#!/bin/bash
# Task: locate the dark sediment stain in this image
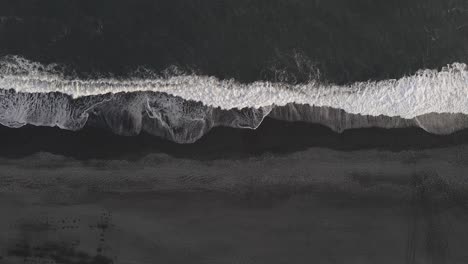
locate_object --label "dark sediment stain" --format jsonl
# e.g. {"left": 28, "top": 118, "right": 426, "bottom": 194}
{"left": 7, "top": 242, "right": 113, "bottom": 264}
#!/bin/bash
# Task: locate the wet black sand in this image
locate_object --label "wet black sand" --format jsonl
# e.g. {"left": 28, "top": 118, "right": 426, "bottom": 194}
{"left": 1, "top": 133, "right": 468, "bottom": 263}
{"left": 1, "top": 118, "right": 468, "bottom": 160}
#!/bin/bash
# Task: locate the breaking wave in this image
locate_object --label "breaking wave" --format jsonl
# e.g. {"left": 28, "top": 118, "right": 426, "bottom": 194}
{"left": 1, "top": 56, "right": 468, "bottom": 143}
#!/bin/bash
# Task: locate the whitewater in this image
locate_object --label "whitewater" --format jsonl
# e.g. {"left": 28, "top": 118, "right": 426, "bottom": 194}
{"left": 1, "top": 56, "right": 468, "bottom": 118}
{"left": 1, "top": 56, "right": 468, "bottom": 143}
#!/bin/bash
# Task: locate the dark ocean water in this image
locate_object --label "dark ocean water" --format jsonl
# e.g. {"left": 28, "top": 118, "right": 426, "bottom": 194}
{"left": 1, "top": 0, "right": 467, "bottom": 83}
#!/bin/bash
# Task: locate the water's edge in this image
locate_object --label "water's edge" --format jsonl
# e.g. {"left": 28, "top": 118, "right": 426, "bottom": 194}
{"left": 2, "top": 89, "right": 468, "bottom": 144}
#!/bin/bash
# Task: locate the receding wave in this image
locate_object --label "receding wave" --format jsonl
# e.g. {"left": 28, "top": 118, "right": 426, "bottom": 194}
{"left": 1, "top": 56, "right": 468, "bottom": 143}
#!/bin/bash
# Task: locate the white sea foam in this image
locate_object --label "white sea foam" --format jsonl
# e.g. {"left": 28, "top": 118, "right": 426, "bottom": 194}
{"left": 1, "top": 56, "right": 467, "bottom": 119}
